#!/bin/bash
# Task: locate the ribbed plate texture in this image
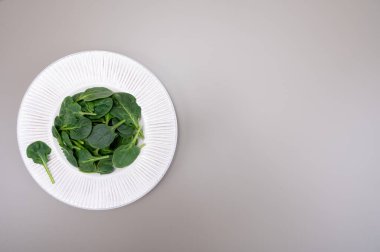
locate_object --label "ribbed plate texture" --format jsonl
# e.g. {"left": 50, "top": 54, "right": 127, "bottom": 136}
{"left": 17, "top": 51, "right": 177, "bottom": 210}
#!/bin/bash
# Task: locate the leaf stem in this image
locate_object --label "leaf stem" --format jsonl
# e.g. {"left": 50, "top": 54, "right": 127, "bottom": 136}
{"left": 105, "top": 114, "right": 112, "bottom": 125}
{"left": 101, "top": 148, "right": 113, "bottom": 154}
{"left": 72, "top": 140, "right": 84, "bottom": 149}
{"left": 80, "top": 112, "right": 97, "bottom": 116}
{"left": 111, "top": 119, "right": 126, "bottom": 130}
{"left": 82, "top": 155, "right": 110, "bottom": 163}
{"left": 60, "top": 126, "right": 77, "bottom": 131}
{"left": 138, "top": 129, "right": 144, "bottom": 139}
{"left": 131, "top": 126, "right": 141, "bottom": 146}
{"left": 42, "top": 160, "right": 55, "bottom": 184}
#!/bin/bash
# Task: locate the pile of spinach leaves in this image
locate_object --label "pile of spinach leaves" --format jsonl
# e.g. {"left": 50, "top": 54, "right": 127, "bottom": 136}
{"left": 52, "top": 87, "right": 144, "bottom": 174}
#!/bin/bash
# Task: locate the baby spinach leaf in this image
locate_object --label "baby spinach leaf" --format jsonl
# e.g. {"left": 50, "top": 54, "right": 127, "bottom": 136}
{"left": 69, "top": 116, "right": 92, "bottom": 140}
{"left": 52, "top": 126, "right": 63, "bottom": 146}
{"left": 59, "top": 114, "right": 80, "bottom": 131}
{"left": 72, "top": 92, "right": 83, "bottom": 102}
{"left": 54, "top": 116, "right": 63, "bottom": 128}
{"left": 112, "top": 118, "right": 134, "bottom": 138}
{"left": 110, "top": 93, "right": 141, "bottom": 128}
{"left": 76, "top": 149, "right": 109, "bottom": 173}
{"left": 26, "top": 141, "right": 55, "bottom": 184}
{"left": 59, "top": 96, "right": 75, "bottom": 116}
{"left": 76, "top": 149, "right": 96, "bottom": 172}
{"left": 86, "top": 119, "right": 125, "bottom": 149}
{"left": 78, "top": 100, "right": 95, "bottom": 113}
{"left": 62, "top": 146, "right": 78, "bottom": 167}
{"left": 86, "top": 125, "right": 116, "bottom": 149}
{"left": 97, "top": 157, "right": 114, "bottom": 174}
{"left": 61, "top": 131, "right": 73, "bottom": 148}
{"left": 75, "top": 87, "right": 113, "bottom": 102}
{"left": 60, "top": 96, "right": 96, "bottom": 117}
{"left": 112, "top": 144, "right": 141, "bottom": 168}
{"left": 86, "top": 98, "right": 113, "bottom": 120}
{"left": 111, "top": 135, "right": 133, "bottom": 150}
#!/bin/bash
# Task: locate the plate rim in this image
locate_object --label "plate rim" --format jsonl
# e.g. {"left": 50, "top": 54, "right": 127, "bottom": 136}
{"left": 17, "top": 50, "right": 178, "bottom": 210}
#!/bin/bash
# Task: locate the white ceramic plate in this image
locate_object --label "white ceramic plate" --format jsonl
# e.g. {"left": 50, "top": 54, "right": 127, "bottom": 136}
{"left": 17, "top": 51, "right": 177, "bottom": 210}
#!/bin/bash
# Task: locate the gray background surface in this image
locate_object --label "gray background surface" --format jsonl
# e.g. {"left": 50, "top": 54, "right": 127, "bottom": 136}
{"left": 0, "top": 0, "right": 379, "bottom": 251}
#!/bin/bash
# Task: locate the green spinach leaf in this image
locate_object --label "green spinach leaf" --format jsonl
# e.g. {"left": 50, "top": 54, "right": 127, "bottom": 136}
{"left": 75, "top": 87, "right": 113, "bottom": 102}
{"left": 69, "top": 116, "right": 92, "bottom": 140}
{"left": 86, "top": 98, "right": 113, "bottom": 119}
{"left": 26, "top": 141, "right": 55, "bottom": 184}
{"left": 52, "top": 126, "right": 63, "bottom": 146}
{"left": 112, "top": 118, "right": 134, "bottom": 138}
{"left": 110, "top": 93, "right": 141, "bottom": 128}
{"left": 60, "top": 96, "right": 96, "bottom": 117}
{"left": 72, "top": 92, "right": 83, "bottom": 102}
{"left": 86, "top": 119, "right": 125, "bottom": 148}
{"left": 97, "top": 157, "right": 114, "bottom": 174}
{"left": 112, "top": 144, "right": 141, "bottom": 168}
{"left": 61, "top": 131, "right": 73, "bottom": 148}
{"left": 78, "top": 100, "right": 95, "bottom": 113}
{"left": 54, "top": 116, "right": 63, "bottom": 128}
{"left": 76, "top": 149, "right": 109, "bottom": 173}
{"left": 62, "top": 146, "right": 78, "bottom": 167}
